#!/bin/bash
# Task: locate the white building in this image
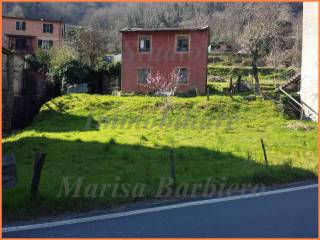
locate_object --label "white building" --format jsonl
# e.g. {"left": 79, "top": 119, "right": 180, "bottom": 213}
{"left": 301, "top": 2, "right": 318, "bottom": 121}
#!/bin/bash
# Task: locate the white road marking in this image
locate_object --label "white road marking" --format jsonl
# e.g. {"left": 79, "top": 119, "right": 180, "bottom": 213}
{"left": 3, "top": 184, "right": 317, "bottom": 233}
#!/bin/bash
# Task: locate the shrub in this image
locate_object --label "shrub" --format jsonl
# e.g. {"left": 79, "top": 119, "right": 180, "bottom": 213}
{"left": 50, "top": 59, "right": 94, "bottom": 90}
{"left": 95, "top": 58, "right": 121, "bottom": 76}
{"left": 24, "top": 54, "right": 41, "bottom": 71}
{"left": 24, "top": 49, "right": 50, "bottom": 73}
{"left": 49, "top": 45, "right": 77, "bottom": 69}
{"left": 145, "top": 70, "right": 180, "bottom": 95}
{"left": 94, "top": 58, "right": 121, "bottom": 93}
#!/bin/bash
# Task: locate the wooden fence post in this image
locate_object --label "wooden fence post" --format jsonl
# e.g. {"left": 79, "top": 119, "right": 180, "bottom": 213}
{"left": 260, "top": 139, "right": 268, "bottom": 167}
{"left": 31, "top": 152, "right": 46, "bottom": 197}
{"left": 207, "top": 87, "right": 210, "bottom": 101}
{"left": 229, "top": 77, "right": 233, "bottom": 96}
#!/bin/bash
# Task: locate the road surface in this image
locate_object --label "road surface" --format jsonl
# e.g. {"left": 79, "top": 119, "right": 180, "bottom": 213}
{"left": 3, "top": 184, "right": 318, "bottom": 238}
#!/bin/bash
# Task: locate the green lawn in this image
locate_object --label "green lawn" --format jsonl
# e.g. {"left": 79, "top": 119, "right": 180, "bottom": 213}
{"left": 3, "top": 92, "right": 318, "bottom": 221}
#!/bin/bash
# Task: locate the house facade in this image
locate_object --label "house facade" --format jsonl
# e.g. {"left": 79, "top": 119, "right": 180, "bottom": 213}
{"left": 2, "top": 16, "right": 65, "bottom": 54}
{"left": 121, "top": 27, "right": 209, "bottom": 94}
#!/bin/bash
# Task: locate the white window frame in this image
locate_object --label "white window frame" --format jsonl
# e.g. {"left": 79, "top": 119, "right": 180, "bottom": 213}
{"left": 176, "top": 34, "right": 190, "bottom": 53}
{"left": 138, "top": 35, "right": 152, "bottom": 53}
{"left": 16, "top": 21, "right": 26, "bottom": 31}
{"left": 38, "top": 39, "right": 53, "bottom": 50}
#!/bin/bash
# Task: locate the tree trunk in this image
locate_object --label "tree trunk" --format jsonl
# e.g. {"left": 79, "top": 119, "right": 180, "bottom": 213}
{"left": 252, "top": 55, "right": 261, "bottom": 95}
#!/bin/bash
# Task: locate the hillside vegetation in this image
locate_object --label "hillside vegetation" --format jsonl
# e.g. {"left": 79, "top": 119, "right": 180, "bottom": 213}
{"left": 4, "top": 2, "right": 302, "bottom": 66}
{"left": 3, "top": 94, "right": 317, "bottom": 220}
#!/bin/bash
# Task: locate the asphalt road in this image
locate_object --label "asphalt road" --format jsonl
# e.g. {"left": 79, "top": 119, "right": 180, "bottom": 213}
{"left": 3, "top": 184, "right": 318, "bottom": 238}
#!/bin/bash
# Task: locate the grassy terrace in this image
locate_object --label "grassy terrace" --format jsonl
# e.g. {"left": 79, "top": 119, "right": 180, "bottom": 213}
{"left": 3, "top": 93, "right": 318, "bottom": 221}
{"left": 207, "top": 65, "right": 296, "bottom": 81}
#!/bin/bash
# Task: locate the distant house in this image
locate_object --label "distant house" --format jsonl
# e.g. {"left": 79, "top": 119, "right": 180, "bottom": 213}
{"left": 120, "top": 26, "right": 209, "bottom": 94}
{"left": 2, "top": 16, "right": 65, "bottom": 54}
{"left": 104, "top": 54, "right": 122, "bottom": 63}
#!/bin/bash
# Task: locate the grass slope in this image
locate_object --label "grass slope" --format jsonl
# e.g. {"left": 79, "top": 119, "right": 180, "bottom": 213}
{"left": 3, "top": 93, "right": 318, "bottom": 221}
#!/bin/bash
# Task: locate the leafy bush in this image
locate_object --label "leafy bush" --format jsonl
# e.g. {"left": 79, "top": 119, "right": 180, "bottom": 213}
{"left": 93, "top": 58, "right": 121, "bottom": 93}
{"left": 24, "top": 49, "right": 50, "bottom": 73}
{"left": 24, "top": 54, "right": 41, "bottom": 71}
{"left": 50, "top": 59, "right": 94, "bottom": 90}
{"left": 95, "top": 58, "right": 121, "bottom": 76}
{"left": 49, "top": 45, "right": 77, "bottom": 69}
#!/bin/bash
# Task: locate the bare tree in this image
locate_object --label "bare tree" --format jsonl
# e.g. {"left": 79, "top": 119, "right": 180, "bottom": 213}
{"left": 70, "top": 26, "right": 108, "bottom": 67}
{"left": 238, "top": 3, "right": 290, "bottom": 94}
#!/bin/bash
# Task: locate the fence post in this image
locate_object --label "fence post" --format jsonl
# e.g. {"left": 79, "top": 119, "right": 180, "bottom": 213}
{"left": 207, "top": 87, "right": 210, "bottom": 101}
{"left": 31, "top": 152, "right": 46, "bottom": 197}
{"left": 260, "top": 139, "right": 268, "bottom": 168}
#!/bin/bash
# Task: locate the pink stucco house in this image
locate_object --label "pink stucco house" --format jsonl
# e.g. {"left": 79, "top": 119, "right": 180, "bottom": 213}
{"left": 120, "top": 26, "right": 209, "bottom": 94}
{"left": 3, "top": 16, "right": 65, "bottom": 54}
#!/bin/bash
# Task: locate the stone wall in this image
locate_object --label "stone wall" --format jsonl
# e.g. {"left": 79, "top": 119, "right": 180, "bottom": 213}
{"left": 2, "top": 50, "right": 59, "bottom": 131}
{"left": 2, "top": 48, "right": 14, "bottom": 135}
{"left": 13, "top": 54, "right": 25, "bottom": 96}
{"left": 13, "top": 69, "right": 57, "bottom": 129}
{"left": 301, "top": 2, "right": 319, "bottom": 121}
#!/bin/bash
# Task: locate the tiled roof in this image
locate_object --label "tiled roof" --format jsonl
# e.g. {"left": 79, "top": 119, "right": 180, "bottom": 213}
{"left": 3, "top": 16, "right": 64, "bottom": 23}
{"left": 120, "top": 26, "right": 208, "bottom": 32}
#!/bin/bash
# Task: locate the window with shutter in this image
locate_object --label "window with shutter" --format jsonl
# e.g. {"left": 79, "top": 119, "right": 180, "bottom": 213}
{"left": 16, "top": 21, "right": 26, "bottom": 31}
{"left": 43, "top": 24, "right": 54, "bottom": 33}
